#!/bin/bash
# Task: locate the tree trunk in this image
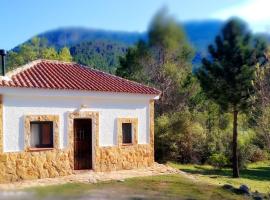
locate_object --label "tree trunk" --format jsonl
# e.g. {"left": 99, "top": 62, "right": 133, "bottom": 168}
{"left": 232, "top": 109, "right": 240, "bottom": 178}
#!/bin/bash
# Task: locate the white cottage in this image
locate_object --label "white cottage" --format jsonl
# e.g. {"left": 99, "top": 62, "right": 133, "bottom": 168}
{"left": 0, "top": 59, "right": 160, "bottom": 183}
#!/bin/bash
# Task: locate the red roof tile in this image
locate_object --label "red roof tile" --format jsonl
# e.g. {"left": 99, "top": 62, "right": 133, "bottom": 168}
{"left": 0, "top": 60, "right": 160, "bottom": 95}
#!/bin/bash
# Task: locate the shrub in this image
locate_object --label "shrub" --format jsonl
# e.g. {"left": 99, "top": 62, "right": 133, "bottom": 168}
{"left": 155, "top": 109, "right": 206, "bottom": 163}
{"left": 208, "top": 153, "right": 229, "bottom": 169}
{"left": 248, "top": 145, "right": 268, "bottom": 162}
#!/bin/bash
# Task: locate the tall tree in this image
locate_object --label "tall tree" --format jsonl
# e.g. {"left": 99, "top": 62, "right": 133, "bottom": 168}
{"left": 116, "top": 9, "right": 195, "bottom": 115}
{"left": 58, "top": 47, "right": 73, "bottom": 62}
{"left": 196, "top": 18, "right": 267, "bottom": 177}
{"left": 253, "top": 51, "right": 270, "bottom": 150}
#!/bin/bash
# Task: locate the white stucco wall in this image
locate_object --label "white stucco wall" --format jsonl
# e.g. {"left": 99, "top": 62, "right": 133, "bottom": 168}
{"left": 1, "top": 87, "right": 158, "bottom": 152}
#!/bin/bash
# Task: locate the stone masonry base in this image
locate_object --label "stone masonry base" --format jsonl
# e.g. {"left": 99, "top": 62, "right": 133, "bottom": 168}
{"left": 0, "top": 144, "right": 153, "bottom": 183}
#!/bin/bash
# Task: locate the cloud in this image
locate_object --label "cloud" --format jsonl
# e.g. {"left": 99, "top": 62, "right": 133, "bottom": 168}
{"left": 212, "top": 0, "right": 270, "bottom": 32}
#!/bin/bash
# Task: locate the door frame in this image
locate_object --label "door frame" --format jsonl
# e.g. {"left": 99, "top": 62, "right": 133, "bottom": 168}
{"left": 68, "top": 111, "right": 99, "bottom": 171}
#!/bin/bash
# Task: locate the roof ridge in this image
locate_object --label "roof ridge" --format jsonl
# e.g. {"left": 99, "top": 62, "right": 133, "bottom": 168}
{"left": 6, "top": 59, "right": 43, "bottom": 78}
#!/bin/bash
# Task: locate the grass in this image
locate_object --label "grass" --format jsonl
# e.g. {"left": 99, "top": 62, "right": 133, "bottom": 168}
{"left": 26, "top": 183, "right": 95, "bottom": 197}
{"left": 169, "top": 161, "right": 270, "bottom": 194}
{"left": 27, "top": 174, "right": 245, "bottom": 200}
{"left": 27, "top": 161, "right": 270, "bottom": 199}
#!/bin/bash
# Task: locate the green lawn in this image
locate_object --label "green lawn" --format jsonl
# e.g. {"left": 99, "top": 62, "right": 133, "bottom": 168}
{"left": 169, "top": 161, "right": 270, "bottom": 194}
{"left": 28, "top": 174, "right": 245, "bottom": 200}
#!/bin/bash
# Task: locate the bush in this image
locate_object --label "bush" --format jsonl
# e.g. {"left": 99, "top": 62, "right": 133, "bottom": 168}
{"left": 155, "top": 109, "right": 206, "bottom": 163}
{"left": 248, "top": 145, "right": 268, "bottom": 162}
{"left": 238, "top": 144, "right": 267, "bottom": 169}
{"left": 208, "top": 153, "right": 229, "bottom": 169}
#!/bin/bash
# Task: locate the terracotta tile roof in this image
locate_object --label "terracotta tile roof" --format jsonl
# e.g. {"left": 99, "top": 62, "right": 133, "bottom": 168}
{"left": 0, "top": 60, "right": 160, "bottom": 95}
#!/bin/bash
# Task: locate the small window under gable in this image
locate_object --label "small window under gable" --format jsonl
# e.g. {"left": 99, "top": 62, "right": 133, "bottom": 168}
{"left": 122, "top": 123, "right": 132, "bottom": 144}
{"left": 117, "top": 118, "right": 138, "bottom": 146}
{"left": 30, "top": 121, "right": 53, "bottom": 148}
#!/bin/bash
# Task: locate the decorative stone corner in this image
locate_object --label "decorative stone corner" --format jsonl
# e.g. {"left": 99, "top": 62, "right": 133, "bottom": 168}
{"left": 24, "top": 115, "right": 60, "bottom": 151}
{"left": 67, "top": 111, "right": 99, "bottom": 171}
{"left": 117, "top": 118, "right": 138, "bottom": 146}
{"left": 149, "top": 100, "right": 155, "bottom": 163}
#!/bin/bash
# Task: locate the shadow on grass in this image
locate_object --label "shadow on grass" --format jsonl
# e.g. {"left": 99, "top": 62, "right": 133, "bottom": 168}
{"left": 179, "top": 165, "right": 270, "bottom": 181}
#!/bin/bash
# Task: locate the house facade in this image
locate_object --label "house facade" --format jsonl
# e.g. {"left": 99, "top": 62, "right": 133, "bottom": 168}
{"left": 0, "top": 60, "right": 160, "bottom": 183}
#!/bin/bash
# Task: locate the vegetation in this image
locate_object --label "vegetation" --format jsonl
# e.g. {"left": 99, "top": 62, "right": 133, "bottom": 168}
{"left": 70, "top": 40, "right": 128, "bottom": 73}
{"left": 170, "top": 161, "right": 270, "bottom": 194}
{"left": 6, "top": 37, "right": 72, "bottom": 71}
{"left": 37, "top": 27, "right": 145, "bottom": 48}
{"left": 116, "top": 10, "right": 270, "bottom": 179}
{"left": 28, "top": 174, "right": 244, "bottom": 199}
{"left": 196, "top": 18, "right": 267, "bottom": 177}
{"left": 116, "top": 8, "right": 195, "bottom": 115}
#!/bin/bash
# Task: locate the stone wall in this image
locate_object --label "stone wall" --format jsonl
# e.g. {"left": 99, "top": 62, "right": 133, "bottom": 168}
{"left": 96, "top": 145, "right": 153, "bottom": 172}
{"left": 0, "top": 100, "right": 155, "bottom": 183}
{"left": 0, "top": 150, "right": 72, "bottom": 183}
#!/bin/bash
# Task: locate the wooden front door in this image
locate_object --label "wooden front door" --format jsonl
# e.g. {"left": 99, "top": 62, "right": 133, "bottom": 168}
{"left": 74, "top": 119, "right": 92, "bottom": 170}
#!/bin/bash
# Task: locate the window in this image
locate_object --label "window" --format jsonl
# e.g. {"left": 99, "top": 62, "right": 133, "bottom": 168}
{"left": 117, "top": 118, "right": 138, "bottom": 146}
{"left": 30, "top": 121, "right": 53, "bottom": 148}
{"left": 122, "top": 123, "right": 132, "bottom": 144}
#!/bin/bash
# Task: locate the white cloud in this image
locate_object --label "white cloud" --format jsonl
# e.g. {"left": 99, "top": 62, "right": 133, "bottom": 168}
{"left": 212, "top": 0, "right": 270, "bottom": 32}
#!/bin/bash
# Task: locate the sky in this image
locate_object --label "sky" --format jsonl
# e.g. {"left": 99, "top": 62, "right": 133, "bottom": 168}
{"left": 1, "top": 0, "right": 270, "bottom": 50}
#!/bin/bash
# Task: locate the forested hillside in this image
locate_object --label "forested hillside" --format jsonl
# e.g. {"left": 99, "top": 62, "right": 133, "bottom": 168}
{"left": 36, "top": 28, "right": 145, "bottom": 48}
{"left": 32, "top": 20, "right": 223, "bottom": 52}
{"left": 70, "top": 40, "right": 128, "bottom": 73}
{"left": 9, "top": 20, "right": 222, "bottom": 72}
{"left": 12, "top": 20, "right": 269, "bottom": 73}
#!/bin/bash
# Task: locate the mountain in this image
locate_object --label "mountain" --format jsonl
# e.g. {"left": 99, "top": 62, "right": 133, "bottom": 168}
{"left": 184, "top": 20, "right": 223, "bottom": 53}
{"left": 37, "top": 27, "right": 146, "bottom": 49}
{"left": 11, "top": 20, "right": 270, "bottom": 73}
{"left": 34, "top": 20, "right": 224, "bottom": 52}
{"left": 13, "top": 20, "right": 225, "bottom": 72}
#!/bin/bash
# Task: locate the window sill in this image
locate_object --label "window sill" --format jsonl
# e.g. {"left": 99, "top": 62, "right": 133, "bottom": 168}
{"left": 122, "top": 143, "right": 134, "bottom": 146}
{"left": 28, "top": 147, "right": 54, "bottom": 152}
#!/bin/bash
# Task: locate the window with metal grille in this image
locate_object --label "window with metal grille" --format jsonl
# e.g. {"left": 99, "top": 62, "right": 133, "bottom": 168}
{"left": 122, "top": 123, "right": 132, "bottom": 144}
{"left": 30, "top": 121, "right": 53, "bottom": 148}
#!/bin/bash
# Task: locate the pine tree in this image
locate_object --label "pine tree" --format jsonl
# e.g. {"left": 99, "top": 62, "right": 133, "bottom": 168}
{"left": 196, "top": 18, "right": 267, "bottom": 177}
